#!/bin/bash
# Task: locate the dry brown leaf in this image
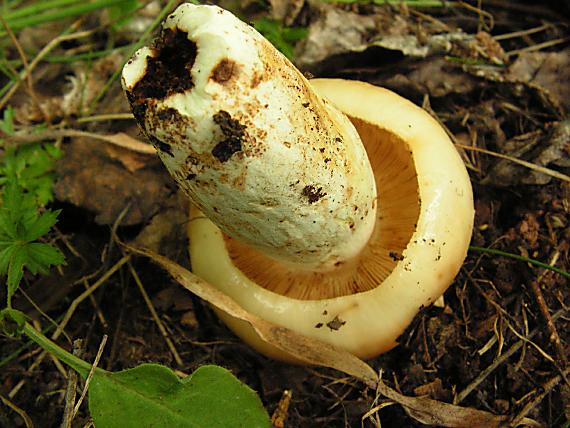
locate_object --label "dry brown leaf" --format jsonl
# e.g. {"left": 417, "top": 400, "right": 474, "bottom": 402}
{"left": 55, "top": 138, "right": 172, "bottom": 225}
{"left": 124, "top": 244, "right": 379, "bottom": 388}
{"left": 376, "top": 380, "right": 542, "bottom": 428}
{"left": 508, "top": 49, "right": 570, "bottom": 112}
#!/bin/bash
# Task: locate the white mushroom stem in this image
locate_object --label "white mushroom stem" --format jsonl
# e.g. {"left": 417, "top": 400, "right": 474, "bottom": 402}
{"left": 122, "top": 3, "right": 377, "bottom": 271}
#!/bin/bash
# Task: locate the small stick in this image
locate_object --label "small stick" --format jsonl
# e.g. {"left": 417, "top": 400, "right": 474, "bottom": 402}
{"left": 61, "top": 340, "right": 83, "bottom": 428}
{"left": 126, "top": 260, "right": 184, "bottom": 366}
{"left": 456, "top": 144, "right": 570, "bottom": 183}
{"left": 83, "top": 279, "right": 108, "bottom": 329}
{"left": 454, "top": 309, "right": 566, "bottom": 404}
{"left": 271, "top": 389, "right": 292, "bottom": 428}
{"left": 72, "top": 335, "right": 108, "bottom": 419}
{"left": 528, "top": 251, "right": 566, "bottom": 364}
{"left": 6, "top": 129, "right": 156, "bottom": 155}
{"left": 509, "top": 367, "right": 570, "bottom": 427}
{"left": 0, "top": 393, "right": 34, "bottom": 428}
{"left": 506, "top": 37, "right": 570, "bottom": 58}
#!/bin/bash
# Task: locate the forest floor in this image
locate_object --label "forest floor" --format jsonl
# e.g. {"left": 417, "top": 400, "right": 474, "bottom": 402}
{"left": 0, "top": 1, "right": 568, "bottom": 427}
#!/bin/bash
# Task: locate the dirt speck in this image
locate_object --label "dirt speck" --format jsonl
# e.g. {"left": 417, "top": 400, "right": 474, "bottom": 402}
{"left": 210, "top": 59, "right": 238, "bottom": 83}
{"left": 302, "top": 185, "right": 326, "bottom": 204}
{"left": 326, "top": 316, "right": 346, "bottom": 331}
{"left": 211, "top": 110, "right": 246, "bottom": 162}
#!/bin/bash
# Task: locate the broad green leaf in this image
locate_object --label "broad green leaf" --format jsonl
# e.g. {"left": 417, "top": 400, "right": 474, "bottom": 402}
{"left": 89, "top": 364, "right": 271, "bottom": 428}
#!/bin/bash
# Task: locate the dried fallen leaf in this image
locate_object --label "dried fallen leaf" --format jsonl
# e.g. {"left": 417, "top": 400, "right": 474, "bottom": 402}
{"left": 375, "top": 380, "right": 542, "bottom": 428}
{"left": 508, "top": 49, "right": 570, "bottom": 112}
{"left": 124, "top": 244, "right": 378, "bottom": 388}
{"left": 55, "top": 138, "right": 173, "bottom": 225}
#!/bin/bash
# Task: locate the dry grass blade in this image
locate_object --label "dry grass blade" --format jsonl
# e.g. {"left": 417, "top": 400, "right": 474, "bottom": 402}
{"left": 455, "top": 143, "right": 570, "bottom": 183}
{"left": 123, "top": 244, "right": 379, "bottom": 388}
{"left": 6, "top": 130, "right": 156, "bottom": 155}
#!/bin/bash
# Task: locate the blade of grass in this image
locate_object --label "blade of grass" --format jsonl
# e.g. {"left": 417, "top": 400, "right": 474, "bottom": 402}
{"left": 3, "top": 0, "right": 83, "bottom": 21}
{"left": 469, "top": 245, "right": 570, "bottom": 279}
{"left": 1, "top": 0, "right": 132, "bottom": 34}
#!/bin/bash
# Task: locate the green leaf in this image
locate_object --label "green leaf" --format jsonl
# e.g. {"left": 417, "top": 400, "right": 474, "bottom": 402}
{"left": 89, "top": 364, "right": 271, "bottom": 428}
{"left": 23, "top": 209, "right": 60, "bottom": 241}
{"left": 25, "top": 243, "right": 65, "bottom": 274}
{"left": 254, "top": 17, "right": 308, "bottom": 60}
{"left": 7, "top": 245, "right": 26, "bottom": 299}
{"left": 0, "top": 143, "right": 61, "bottom": 206}
{"left": 0, "top": 244, "right": 18, "bottom": 275}
{"left": 0, "top": 106, "right": 15, "bottom": 135}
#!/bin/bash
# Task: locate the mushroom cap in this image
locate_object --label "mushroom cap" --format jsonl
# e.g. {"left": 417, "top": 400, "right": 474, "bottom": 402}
{"left": 188, "top": 79, "right": 474, "bottom": 361}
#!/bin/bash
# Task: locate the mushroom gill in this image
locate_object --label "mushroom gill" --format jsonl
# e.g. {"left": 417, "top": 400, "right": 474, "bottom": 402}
{"left": 223, "top": 117, "right": 421, "bottom": 300}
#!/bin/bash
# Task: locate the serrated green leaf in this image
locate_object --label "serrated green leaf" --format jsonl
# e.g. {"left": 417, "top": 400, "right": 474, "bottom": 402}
{"left": 0, "top": 208, "right": 17, "bottom": 239}
{"left": 89, "top": 364, "right": 271, "bottom": 428}
{"left": 23, "top": 209, "right": 60, "bottom": 241}
{"left": 7, "top": 245, "right": 26, "bottom": 298}
{"left": 0, "top": 244, "right": 18, "bottom": 276}
{"left": 25, "top": 243, "right": 65, "bottom": 274}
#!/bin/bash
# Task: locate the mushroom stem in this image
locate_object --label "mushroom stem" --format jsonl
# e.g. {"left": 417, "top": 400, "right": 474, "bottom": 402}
{"left": 122, "top": 3, "right": 377, "bottom": 271}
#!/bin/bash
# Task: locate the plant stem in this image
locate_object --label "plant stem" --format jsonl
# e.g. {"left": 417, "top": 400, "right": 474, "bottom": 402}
{"left": 469, "top": 245, "right": 570, "bottom": 279}
{"left": 22, "top": 322, "right": 94, "bottom": 379}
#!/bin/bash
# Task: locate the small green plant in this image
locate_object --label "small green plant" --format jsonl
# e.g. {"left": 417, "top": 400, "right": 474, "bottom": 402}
{"left": 0, "top": 183, "right": 65, "bottom": 308}
{"left": 254, "top": 17, "right": 308, "bottom": 60}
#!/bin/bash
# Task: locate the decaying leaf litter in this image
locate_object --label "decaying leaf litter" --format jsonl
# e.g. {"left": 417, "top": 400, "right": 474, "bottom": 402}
{"left": 0, "top": 0, "right": 568, "bottom": 427}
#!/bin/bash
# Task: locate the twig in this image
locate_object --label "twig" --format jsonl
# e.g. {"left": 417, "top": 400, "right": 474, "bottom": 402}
{"left": 72, "top": 335, "right": 107, "bottom": 419}
{"left": 0, "top": 393, "right": 34, "bottom": 428}
{"left": 126, "top": 259, "right": 184, "bottom": 367}
{"left": 83, "top": 279, "right": 108, "bottom": 329}
{"left": 529, "top": 251, "right": 566, "bottom": 364}
{"left": 493, "top": 24, "right": 553, "bottom": 41}
{"left": 61, "top": 340, "right": 83, "bottom": 428}
{"left": 75, "top": 113, "right": 134, "bottom": 123}
{"left": 509, "top": 367, "right": 570, "bottom": 427}
{"left": 506, "top": 37, "right": 570, "bottom": 58}
{"left": 6, "top": 129, "right": 156, "bottom": 155}
{"left": 454, "top": 309, "right": 566, "bottom": 404}
{"left": 456, "top": 144, "right": 570, "bottom": 183}
{"left": 271, "top": 389, "right": 293, "bottom": 428}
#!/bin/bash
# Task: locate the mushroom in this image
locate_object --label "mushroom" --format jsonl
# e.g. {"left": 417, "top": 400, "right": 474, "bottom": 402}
{"left": 122, "top": 4, "right": 474, "bottom": 361}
